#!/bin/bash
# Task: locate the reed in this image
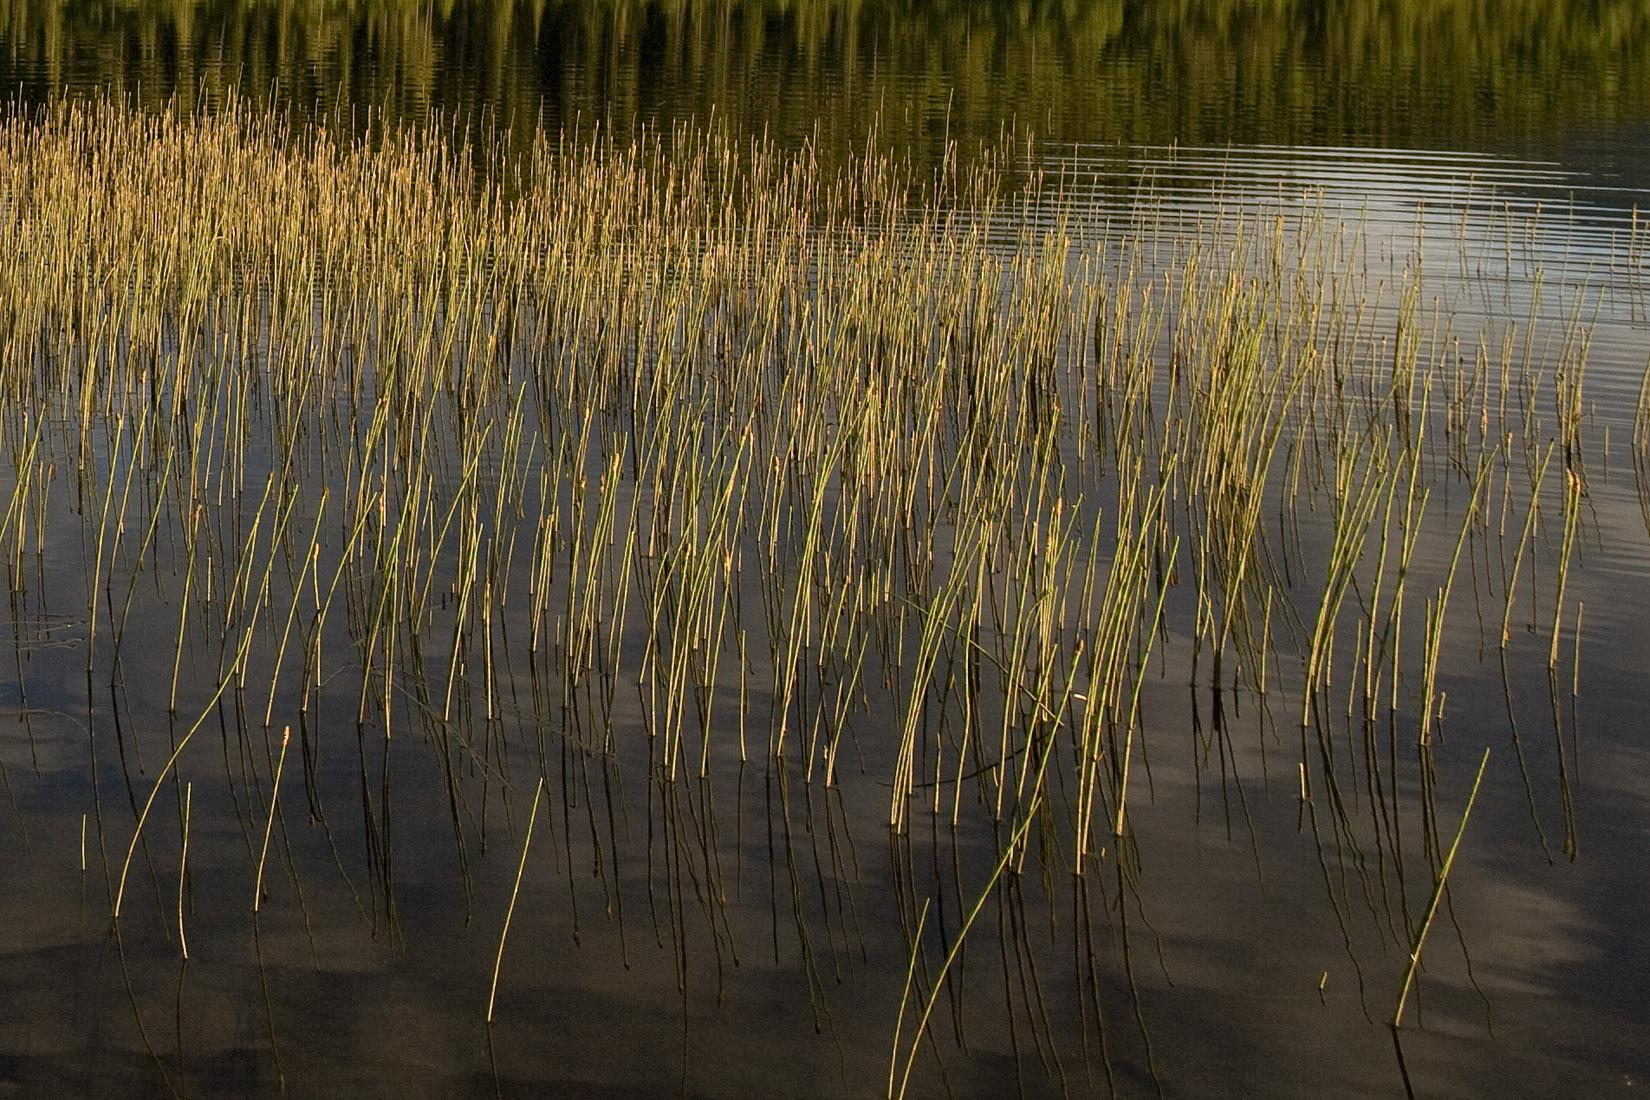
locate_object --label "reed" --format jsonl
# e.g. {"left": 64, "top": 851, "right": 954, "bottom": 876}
{"left": 0, "top": 92, "right": 1621, "bottom": 1093}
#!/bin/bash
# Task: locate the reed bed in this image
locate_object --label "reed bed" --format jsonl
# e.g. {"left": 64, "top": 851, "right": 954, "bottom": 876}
{"left": 0, "top": 95, "right": 1627, "bottom": 1093}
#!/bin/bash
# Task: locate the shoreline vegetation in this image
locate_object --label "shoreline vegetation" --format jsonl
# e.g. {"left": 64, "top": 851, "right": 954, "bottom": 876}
{"left": 0, "top": 95, "right": 1642, "bottom": 1094}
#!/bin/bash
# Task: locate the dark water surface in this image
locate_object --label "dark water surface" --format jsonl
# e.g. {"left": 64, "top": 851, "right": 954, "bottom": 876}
{"left": 1, "top": 4, "right": 1648, "bottom": 1099}
{"left": 2, "top": 0, "right": 1649, "bottom": 162}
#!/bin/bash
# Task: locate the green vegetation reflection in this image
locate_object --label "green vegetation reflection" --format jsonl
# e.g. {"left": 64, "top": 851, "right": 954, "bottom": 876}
{"left": 3, "top": 0, "right": 1649, "bottom": 158}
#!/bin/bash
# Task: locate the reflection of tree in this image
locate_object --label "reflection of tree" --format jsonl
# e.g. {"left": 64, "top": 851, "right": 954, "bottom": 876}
{"left": 1, "top": 0, "right": 1647, "bottom": 157}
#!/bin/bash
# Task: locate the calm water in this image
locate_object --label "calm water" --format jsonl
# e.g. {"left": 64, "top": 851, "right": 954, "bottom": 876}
{"left": 2, "top": 3, "right": 1649, "bottom": 1098}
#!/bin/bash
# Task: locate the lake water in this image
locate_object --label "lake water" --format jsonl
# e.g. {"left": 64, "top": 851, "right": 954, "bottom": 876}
{"left": 1, "top": 2, "right": 1648, "bottom": 1097}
